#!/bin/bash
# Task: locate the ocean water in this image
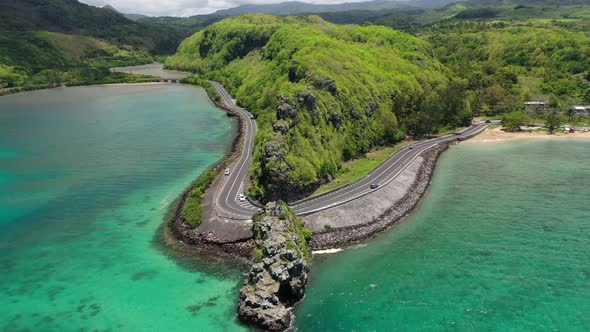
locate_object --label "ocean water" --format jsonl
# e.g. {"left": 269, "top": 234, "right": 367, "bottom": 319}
{"left": 0, "top": 85, "right": 248, "bottom": 331}
{"left": 296, "top": 140, "right": 590, "bottom": 331}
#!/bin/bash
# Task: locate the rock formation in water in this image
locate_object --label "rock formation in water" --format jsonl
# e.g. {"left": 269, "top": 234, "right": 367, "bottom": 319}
{"left": 238, "top": 202, "right": 310, "bottom": 331}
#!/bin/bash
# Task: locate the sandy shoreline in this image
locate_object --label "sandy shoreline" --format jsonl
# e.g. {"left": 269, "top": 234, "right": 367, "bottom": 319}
{"left": 467, "top": 126, "right": 590, "bottom": 144}
{"left": 90, "top": 82, "right": 168, "bottom": 87}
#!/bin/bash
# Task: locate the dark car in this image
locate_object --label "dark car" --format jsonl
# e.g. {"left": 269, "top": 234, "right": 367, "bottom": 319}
{"left": 485, "top": 120, "right": 492, "bottom": 123}
{"left": 370, "top": 183, "right": 379, "bottom": 189}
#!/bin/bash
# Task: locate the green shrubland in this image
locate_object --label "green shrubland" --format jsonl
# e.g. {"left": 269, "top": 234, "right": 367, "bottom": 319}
{"left": 181, "top": 169, "right": 217, "bottom": 228}
{"left": 167, "top": 15, "right": 472, "bottom": 200}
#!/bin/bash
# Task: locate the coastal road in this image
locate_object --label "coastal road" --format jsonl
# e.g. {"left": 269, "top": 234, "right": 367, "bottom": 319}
{"left": 209, "top": 81, "right": 259, "bottom": 220}
{"left": 290, "top": 122, "right": 494, "bottom": 216}
{"left": 209, "top": 81, "right": 493, "bottom": 219}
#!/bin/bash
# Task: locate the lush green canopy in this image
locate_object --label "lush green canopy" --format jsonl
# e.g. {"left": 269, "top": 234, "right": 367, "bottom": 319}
{"left": 167, "top": 15, "right": 472, "bottom": 200}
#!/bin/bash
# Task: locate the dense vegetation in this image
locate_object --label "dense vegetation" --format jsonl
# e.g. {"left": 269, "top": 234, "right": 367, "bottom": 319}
{"left": 0, "top": 31, "right": 152, "bottom": 89}
{"left": 181, "top": 169, "right": 217, "bottom": 228}
{"left": 0, "top": 0, "right": 186, "bottom": 54}
{"left": 0, "top": 0, "right": 189, "bottom": 90}
{"left": 420, "top": 22, "right": 590, "bottom": 113}
{"left": 167, "top": 15, "right": 472, "bottom": 201}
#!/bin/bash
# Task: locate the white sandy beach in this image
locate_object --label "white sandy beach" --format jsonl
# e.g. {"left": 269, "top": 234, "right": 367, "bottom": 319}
{"left": 467, "top": 126, "right": 590, "bottom": 143}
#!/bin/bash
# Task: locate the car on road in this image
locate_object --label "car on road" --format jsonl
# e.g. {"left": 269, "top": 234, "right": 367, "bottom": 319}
{"left": 370, "top": 183, "right": 379, "bottom": 189}
{"left": 485, "top": 120, "right": 492, "bottom": 123}
{"left": 238, "top": 194, "right": 246, "bottom": 202}
{"left": 409, "top": 146, "right": 414, "bottom": 150}
{"left": 224, "top": 168, "right": 230, "bottom": 175}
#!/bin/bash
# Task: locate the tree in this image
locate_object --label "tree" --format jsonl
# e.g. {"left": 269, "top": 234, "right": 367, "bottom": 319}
{"left": 545, "top": 110, "right": 562, "bottom": 134}
{"left": 502, "top": 111, "right": 531, "bottom": 132}
{"left": 484, "top": 84, "right": 506, "bottom": 114}
{"left": 565, "top": 108, "right": 576, "bottom": 122}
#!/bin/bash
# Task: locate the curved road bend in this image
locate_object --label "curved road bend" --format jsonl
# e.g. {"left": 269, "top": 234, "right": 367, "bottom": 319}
{"left": 290, "top": 122, "right": 493, "bottom": 216}
{"left": 209, "top": 81, "right": 259, "bottom": 220}
{"left": 209, "top": 81, "right": 494, "bottom": 219}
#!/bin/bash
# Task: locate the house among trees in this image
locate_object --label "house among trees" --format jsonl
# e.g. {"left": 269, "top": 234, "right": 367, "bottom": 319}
{"left": 572, "top": 106, "right": 590, "bottom": 116}
{"left": 524, "top": 100, "right": 549, "bottom": 120}
{"left": 524, "top": 101, "right": 548, "bottom": 108}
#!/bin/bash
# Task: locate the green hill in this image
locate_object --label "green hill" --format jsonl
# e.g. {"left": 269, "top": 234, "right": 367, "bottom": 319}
{"left": 419, "top": 22, "right": 590, "bottom": 111}
{"left": 0, "top": 0, "right": 187, "bottom": 89}
{"left": 0, "top": 31, "right": 152, "bottom": 89}
{"left": 0, "top": 0, "right": 186, "bottom": 54}
{"left": 167, "top": 15, "right": 471, "bottom": 201}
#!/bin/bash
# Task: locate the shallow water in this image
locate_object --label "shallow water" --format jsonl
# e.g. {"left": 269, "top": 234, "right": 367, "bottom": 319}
{"left": 0, "top": 85, "right": 248, "bottom": 331}
{"left": 296, "top": 140, "right": 590, "bottom": 331}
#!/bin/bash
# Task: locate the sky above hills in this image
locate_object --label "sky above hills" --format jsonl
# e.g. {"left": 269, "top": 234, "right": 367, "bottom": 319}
{"left": 80, "top": 0, "right": 406, "bottom": 17}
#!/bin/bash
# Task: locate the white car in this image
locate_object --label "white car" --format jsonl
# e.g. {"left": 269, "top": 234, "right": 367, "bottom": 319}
{"left": 238, "top": 194, "right": 246, "bottom": 202}
{"left": 224, "top": 168, "right": 230, "bottom": 175}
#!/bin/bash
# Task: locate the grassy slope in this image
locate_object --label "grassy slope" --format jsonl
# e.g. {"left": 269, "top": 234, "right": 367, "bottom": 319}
{"left": 167, "top": 15, "right": 471, "bottom": 201}
{"left": 312, "top": 140, "right": 412, "bottom": 195}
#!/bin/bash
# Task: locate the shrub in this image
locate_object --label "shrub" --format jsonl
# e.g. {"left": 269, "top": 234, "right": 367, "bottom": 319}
{"left": 181, "top": 169, "right": 217, "bottom": 228}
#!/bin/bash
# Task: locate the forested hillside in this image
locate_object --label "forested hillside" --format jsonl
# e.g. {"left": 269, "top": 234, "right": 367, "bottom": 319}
{"left": 0, "top": 31, "right": 152, "bottom": 89}
{"left": 0, "top": 0, "right": 188, "bottom": 90}
{"left": 420, "top": 22, "right": 590, "bottom": 112}
{"left": 0, "top": 0, "right": 186, "bottom": 54}
{"left": 167, "top": 15, "right": 472, "bottom": 201}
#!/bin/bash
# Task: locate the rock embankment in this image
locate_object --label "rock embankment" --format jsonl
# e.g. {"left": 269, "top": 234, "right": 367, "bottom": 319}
{"left": 309, "top": 145, "right": 448, "bottom": 249}
{"left": 238, "top": 202, "right": 310, "bottom": 331}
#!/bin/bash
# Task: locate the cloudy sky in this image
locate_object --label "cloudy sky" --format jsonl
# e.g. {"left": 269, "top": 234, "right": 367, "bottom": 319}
{"left": 79, "top": 0, "right": 370, "bottom": 17}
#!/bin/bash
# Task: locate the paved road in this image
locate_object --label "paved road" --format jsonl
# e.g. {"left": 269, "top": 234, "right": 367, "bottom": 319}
{"left": 209, "top": 81, "right": 259, "bottom": 220}
{"left": 290, "top": 122, "right": 495, "bottom": 216}
{"left": 209, "top": 81, "right": 494, "bottom": 219}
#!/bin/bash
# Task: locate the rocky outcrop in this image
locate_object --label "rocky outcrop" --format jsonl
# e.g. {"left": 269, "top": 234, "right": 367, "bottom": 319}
{"left": 273, "top": 119, "right": 291, "bottom": 133}
{"left": 277, "top": 98, "right": 298, "bottom": 119}
{"left": 238, "top": 202, "right": 310, "bottom": 331}
{"left": 319, "top": 79, "right": 337, "bottom": 95}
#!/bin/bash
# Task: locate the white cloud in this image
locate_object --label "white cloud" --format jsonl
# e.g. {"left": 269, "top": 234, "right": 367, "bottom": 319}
{"left": 79, "top": 0, "right": 381, "bottom": 17}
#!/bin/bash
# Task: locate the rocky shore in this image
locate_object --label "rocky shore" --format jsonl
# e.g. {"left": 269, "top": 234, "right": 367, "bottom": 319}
{"left": 166, "top": 84, "right": 255, "bottom": 262}
{"left": 237, "top": 202, "right": 310, "bottom": 331}
{"left": 168, "top": 130, "right": 450, "bottom": 261}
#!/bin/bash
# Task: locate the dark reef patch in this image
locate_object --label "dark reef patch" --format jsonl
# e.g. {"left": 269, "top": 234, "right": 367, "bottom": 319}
{"left": 130, "top": 270, "right": 159, "bottom": 281}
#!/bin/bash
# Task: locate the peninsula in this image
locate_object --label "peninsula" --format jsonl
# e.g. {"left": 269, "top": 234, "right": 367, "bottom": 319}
{"left": 161, "top": 11, "right": 590, "bottom": 329}
{"left": 3, "top": 0, "right": 590, "bottom": 330}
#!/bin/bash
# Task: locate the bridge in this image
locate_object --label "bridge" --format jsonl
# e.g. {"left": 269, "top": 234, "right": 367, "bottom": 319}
{"left": 136, "top": 78, "right": 182, "bottom": 83}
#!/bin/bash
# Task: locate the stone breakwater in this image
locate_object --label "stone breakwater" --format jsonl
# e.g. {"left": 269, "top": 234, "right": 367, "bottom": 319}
{"left": 309, "top": 144, "right": 448, "bottom": 250}
{"left": 238, "top": 203, "right": 310, "bottom": 331}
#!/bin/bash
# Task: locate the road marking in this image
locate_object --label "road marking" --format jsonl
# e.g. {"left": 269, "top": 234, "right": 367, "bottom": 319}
{"left": 294, "top": 124, "right": 490, "bottom": 215}
{"left": 206, "top": 81, "right": 491, "bottom": 218}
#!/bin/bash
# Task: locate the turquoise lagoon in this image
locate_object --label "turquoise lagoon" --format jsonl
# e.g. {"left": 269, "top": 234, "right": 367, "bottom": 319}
{"left": 296, "top": 140, "right": 590, "bottom": 331}
{"left": 2, "top": 84, "right": 589, "bottom": 332}
{"left": 0, "top": 85, "right": 247, "bottom": 331}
